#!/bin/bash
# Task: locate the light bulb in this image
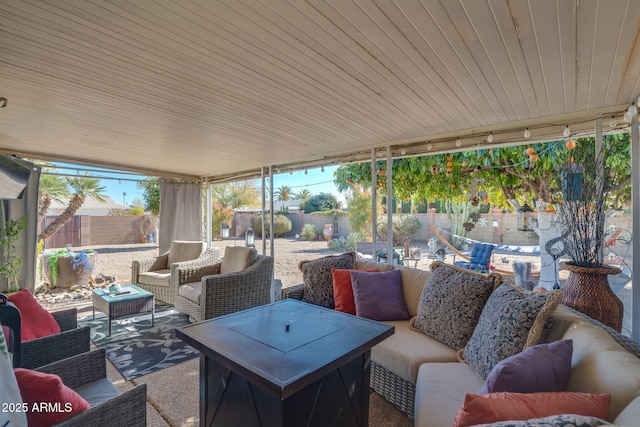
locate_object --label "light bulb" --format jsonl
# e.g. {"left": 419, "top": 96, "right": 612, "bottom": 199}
{"left": 455, "top": 138, "right": 461, "bottom": 148}
{"left": 524, "top": 128, "right": 531, "bottom": 139}
{"left": 426, "top": 142, "right": 433, "bottom": 151}
{"left": 487, "top": 132, "right": 494, "bottom": 143}
{"left": 320, "top": 165, "right": 325, "bottom": 172}
{"left": 609, "top": 115, "right": 617, "bottom": 128}
{"left": 400, "top": 147, "right": 407, "bottom": 155}
{"left": 629, "top": 104, "right": 638, "bottom": 117}
{"left": 304, "top": 167, "right": 308, "bottom": 175}
{"left": 624, "top": 110, "right": 632, "bottom": 123}
{"left": 563, "top": 125, "right": 571, "bottom": 138}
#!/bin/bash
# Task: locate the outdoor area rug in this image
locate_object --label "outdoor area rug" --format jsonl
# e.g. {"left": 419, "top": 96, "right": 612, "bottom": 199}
{"left": 79, "top": 306, "right": 198, "bottom": 380}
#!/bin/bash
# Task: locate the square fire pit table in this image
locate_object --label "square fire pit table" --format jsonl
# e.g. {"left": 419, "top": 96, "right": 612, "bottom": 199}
{"left": 92, "top": 284, "right": 155, "bottom": 336}
{"left": 176, "top": 299, "right": 394, "bottom": 427}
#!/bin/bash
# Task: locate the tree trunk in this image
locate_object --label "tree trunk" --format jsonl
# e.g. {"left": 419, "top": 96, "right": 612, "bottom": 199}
{"left": 38, "top": 195, "right": 85, "bottom": 242}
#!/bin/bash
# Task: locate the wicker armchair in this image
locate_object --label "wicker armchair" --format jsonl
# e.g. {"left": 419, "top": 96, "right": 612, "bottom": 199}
{"left": 174, "top": 254, "right": 274, "bottom": 322}
{"left": 37, "top": 349, "right": 147, "bottom": 427}
{"left": 0, "top": 297, "right": 91, "bottom": 369}
{"left": 131, "top": 241, "right": 219, "bottom": 304}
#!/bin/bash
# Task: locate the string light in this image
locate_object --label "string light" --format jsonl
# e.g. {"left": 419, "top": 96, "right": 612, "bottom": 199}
{"left": 320, "top": 165, "right": 325, "bottom": 172}
{"left": 629, "top": 103, "right": 638, "bottom": 117}
{"left": 487, "top": 132, "right": 494, "bottom": 143}
{"left": 400, "top": 147, "right": 407, "bottom": 155}
{"left": 426, "top": 141, "right": 433, "bottom": 151}
{"left": 524, "top": 128, "right": 531, "bottom": 139}
{"left": 609, "top": 115, "right": 617, "bottom": 128}
{"left": 563, "top": 125, "right": 571, "bottom": 137}
{"left": 455, "top": 138, "right": 461, "bottom": 147}
{"left": 304, "top": 167, "right": 308, "bottom": 174}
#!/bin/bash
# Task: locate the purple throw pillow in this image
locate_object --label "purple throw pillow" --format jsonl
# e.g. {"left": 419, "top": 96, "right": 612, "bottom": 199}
{"left": 350, "top": 269, "right": 409, "bottom": 321}
{"left": 479, "top": 339, "right": 573, "bottom": 395}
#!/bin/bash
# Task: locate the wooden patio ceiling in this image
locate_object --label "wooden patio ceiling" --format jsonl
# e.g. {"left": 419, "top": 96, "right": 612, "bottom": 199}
{"left": 1, "top": 0, "right": 639, "bottom": 181}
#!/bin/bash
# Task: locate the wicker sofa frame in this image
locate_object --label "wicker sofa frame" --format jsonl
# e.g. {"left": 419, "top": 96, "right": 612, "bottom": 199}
{"left": 36, "top": 349, "right": 147, "bottom": 427}
{"left": 282, "top": 283, "right": 640, "bottom": 420}
{"left": 174, "top": 255, "right": 274, "bottom": 322}
{"left": 131, "top": 247, "right": 219, "bottom": 305}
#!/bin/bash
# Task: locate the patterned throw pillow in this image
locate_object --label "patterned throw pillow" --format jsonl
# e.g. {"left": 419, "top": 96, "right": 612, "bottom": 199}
{"left": 472, "top": 414, "right": 611, "bottom": 427}
{"left": 460, "top": 283, "right": 562, "bottom": 379}
{"left": 299, "top": 252, "right": 356, "bottom": 308}
{"left": 410, "top": 262, "right": 502, "bottom": 350}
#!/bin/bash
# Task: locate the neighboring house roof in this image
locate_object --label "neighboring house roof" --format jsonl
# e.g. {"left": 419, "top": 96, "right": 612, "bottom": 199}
{"left": 234, "top": 200, "right": 301, "bottom": 213}
{"left": 47, "top": 195, "right": 124, "bottom": 215}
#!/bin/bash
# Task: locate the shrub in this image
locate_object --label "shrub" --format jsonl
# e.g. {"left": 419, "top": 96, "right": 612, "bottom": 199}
{"left": 300, "top": 193, "right": 340, "bottom": 213}
{"left": 347, "top": 190, "right": 372, "bottom": 236}
{"left": 344, "top": 232, "right": 364, "bottom": 252}
{"left": 377, "top": 215, "right": 421, "bottom": 245}
{"left": 126, "top": 206, "right": 145, "bottom": 216}
{"left": 300, "top": 224, "right": 317, "bottom": 241}
{"left": 251, "top": 214, "right": 292, "bottom": 237}
{"left": 212, "top": 204, "right": 234, "bottom": 239}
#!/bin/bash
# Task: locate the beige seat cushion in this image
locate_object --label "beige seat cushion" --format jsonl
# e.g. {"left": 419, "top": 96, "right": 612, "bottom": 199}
{"left": 167, "top": 241, "right": 206, "bottom": 266}
{"left": 563, "top": 321, "right": 640, "bottom": 421}
{"left": 371, "top": 320, "right": 458, "bottom": 384}
{"left": 220, "top": 246, "right": 257, "bottom": 274}
{"left": 178, "top": 281, "right": 202, "bottom": 304}
{"left": 138, "top": 269, "right": 171, "bottom": 287}
{"left": 614, "top": 394, "right": 640, "bottom": 426}
{"left": 415, "top": 362, "right": 484, "bottom": 427}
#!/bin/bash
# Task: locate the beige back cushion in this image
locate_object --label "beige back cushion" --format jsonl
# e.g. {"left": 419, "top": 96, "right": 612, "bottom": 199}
{"left": 167, "top": 241, "right": 206, "bottom": 265}
{"left": 221, "top": 246, "right": 258, "bottom": 274}
{"left": 562, "top": 321, "right": 640, "bottom": 421}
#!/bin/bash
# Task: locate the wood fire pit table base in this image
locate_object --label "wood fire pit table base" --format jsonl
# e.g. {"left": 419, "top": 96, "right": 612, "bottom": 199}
{"left": 176, "top": 299, "right": 394, "bottom": 427}
{"left": 92, "top": 284, "right": 155, "bottom": 336}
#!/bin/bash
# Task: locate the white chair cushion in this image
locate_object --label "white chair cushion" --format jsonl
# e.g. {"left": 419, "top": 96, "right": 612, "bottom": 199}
{"left": 220, "top": 246, "right": 257, "bottom": 275}
{"left": 167, "top": 241, "right": 206, "bottom": 266}
{"left": 415, "top": 362, "right": 484, "bottom": 427}
{"left": 138, "top": 269, "right": 171, "bottom": 287}
{"left": 178, "top": 282, "right": 202, "bottom": 304}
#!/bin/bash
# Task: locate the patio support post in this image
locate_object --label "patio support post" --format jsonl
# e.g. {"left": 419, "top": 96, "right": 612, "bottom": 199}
{"left": 268, "top": 166, "right": 274, "bottom": 258}
{"left": 372, "top": 149, "right": 377, "bottom": 255}
{"left": 260, "top": 167, "right": 266, "bottom": 255}
{"left": 386, "top": 146, "right": 393, "bottom": 265}
{"left": 631, "top": 113, "right": 640, "bottom": 342}
{"left": 206, "top": 179, "right": 212, "bottom": 247}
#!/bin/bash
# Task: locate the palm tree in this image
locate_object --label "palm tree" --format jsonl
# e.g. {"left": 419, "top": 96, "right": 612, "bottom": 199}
{"left": 275, "top": 185, "right": 292, "bottom": 201}
{"left": 38, "top": 177, "right": 106, "bottom": 242}
{"left": 293, "top": 188, "right": 311, "bottom": 202}
{"left": 38, "top": 175, "right": 70, "bottom": 227}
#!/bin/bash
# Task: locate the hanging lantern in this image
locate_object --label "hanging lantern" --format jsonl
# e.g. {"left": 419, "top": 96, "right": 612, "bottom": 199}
{"left": 220, "top": 222, "right": 230, "bottom": 240}
{"left": 431, "top": 164, "right": 438, "bottom": 175}
{"left": 517, "top": 203, "right": 534, "bottom": 231}
{"left": 561, "top": 163, "right": 585, "bottom": 201}
{"left": 245, "top": 226, "right": 255, "bottom": 247}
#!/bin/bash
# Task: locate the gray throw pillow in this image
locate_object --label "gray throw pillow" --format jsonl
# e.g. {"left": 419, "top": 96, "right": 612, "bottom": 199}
{"left": 299, "top": 252, "right": 355, "bottom": 308}
{"left": 472, "top": 414, "right": 611, "bottom": 426}
{"left": 410, "top": 262, "right": 502, "bottom": 350}
{"left": 460, "top": 283, "right": 562, "bottom": 379}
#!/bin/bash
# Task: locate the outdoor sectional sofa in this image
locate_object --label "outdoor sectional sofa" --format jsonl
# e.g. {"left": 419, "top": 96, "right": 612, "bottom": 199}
{"left": 283, "top": 253, "right": 640, "bottom": 426}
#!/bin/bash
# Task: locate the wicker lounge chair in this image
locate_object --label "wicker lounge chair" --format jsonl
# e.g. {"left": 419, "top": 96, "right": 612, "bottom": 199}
{"left": 131, "top": 241, "right": 219, "bottom": 304}
{"left": 174, "top": 247, "right": 274, "bottom": 322}
{"left": 37, "top": 349, "right": 147, "bottom": 427}
{"left": 0, "top": 293, "right": 90, "bottom": 369}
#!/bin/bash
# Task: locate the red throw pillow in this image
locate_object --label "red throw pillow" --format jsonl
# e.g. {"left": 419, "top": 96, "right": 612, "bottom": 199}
{"left": 8, "top": 289, "right": 61, "bottom": 342}
{"left": 14, "top": 368, "right": 90, "bottom": 426}
{"left": 453, "top": 392, "right": 611, "bottom": 427}
{"left": 332, "top": 269, "right": 378, "bottom": 314}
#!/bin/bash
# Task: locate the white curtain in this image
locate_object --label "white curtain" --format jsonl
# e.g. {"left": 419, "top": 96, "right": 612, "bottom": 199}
{"left": 159, "top": 182, "right": 202, "bottom": 254}
{"left": 0, "top": 159, "right": 40, "bottom": 292}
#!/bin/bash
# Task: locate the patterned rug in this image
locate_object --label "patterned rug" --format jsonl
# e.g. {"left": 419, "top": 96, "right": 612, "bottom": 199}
{"left": 79, "top": 306, "right": 198, "bottom": 380}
